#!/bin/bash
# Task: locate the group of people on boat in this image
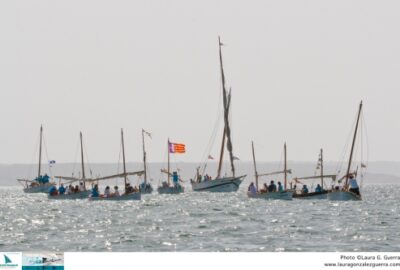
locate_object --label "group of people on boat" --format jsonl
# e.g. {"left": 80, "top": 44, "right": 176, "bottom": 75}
{"left": 30, "top": 174, "right": 51, "bottom": 187}
{"left": 48, "top": 182, "right": 86, "bottom": 196}
{"left": 160, "top": 171, "right": 183, "bottom": 189}
{"left": 247, "top": 180, "right": 285, "bottom": 195}
{"left": 297, "top": 184, "right": 323, "bottom": 194}
{"left": 90, "top": 182, "right": 141, "bottom": 198}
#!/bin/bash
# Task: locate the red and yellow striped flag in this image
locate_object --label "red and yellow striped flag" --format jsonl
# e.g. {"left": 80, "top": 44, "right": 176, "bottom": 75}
{"left": 169, "top": 142, "right": 186, "bottom": 154}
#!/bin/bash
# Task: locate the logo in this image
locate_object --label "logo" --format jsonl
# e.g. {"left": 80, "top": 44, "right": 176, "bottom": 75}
{"left": 0, "top": 253, "right": 20, "bottom": 269}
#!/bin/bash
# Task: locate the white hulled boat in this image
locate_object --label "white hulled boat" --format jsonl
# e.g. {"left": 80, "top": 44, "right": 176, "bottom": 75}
{"left": 328, "top": 101, "right": 364, "bottom": 201}
{"left": 191, "top": 37, "right": 246, "bottom": 192}
{"left": 17, "top": 125, "right": 55, "bottom": 193}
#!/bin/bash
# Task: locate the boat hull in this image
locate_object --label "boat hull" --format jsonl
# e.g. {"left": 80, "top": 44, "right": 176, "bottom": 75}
{"left": 247, "top": 190, "right": 293, "bottom": 200}
{"left": 293, "top": 190, "right": 328, "bottom": 200}
{"left": 191, "top": 176, "right": 245, "bottom": 192}
{"left": 23, "top": 183, "right": 53, "bottom": 193}
{"left": 89, "top": 192, "right": 141, "bottom": 201}
{"left": 157, "top": 185, "right": 184, "bottom": 194}
{"left": 327, "top": 191, "right": 361, "bottom": 201}
{"left": 48, "top": 191, "right": 91, "bottom": 200}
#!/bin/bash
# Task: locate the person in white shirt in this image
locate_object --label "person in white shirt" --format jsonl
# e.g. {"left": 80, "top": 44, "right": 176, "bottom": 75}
{"left": 79, "top": 182, "right": 85, "bottom": 192}
{"left": 113, "top": 186, "right": 120, "bottom": 197}
{"left": 248, "top": 182, "right": 257, "bottom": 195}
{"left": 348, "top": 174, "right": 360, "bottom": 195}
{"left": 104, "top": 186, "right": 111, "bottom": 197}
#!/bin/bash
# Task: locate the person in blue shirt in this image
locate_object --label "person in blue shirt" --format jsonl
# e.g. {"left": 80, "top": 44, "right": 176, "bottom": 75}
{"left": 301, "top": 184, "right": 309, "bottom": 194}
{"left": 49, "top": 185, "right": 58, "bottom": 196}
{"left": 91, "top": 184, "right": 99, "bottom": 197}
{"left": 277, "top": 181, "right": 284, "bottom": 192}
{"left": 315, "top": 184, "right": 323, "bottom": 193}
{"left": 172, "top": 171, "right": 179, "bottom": 187}
{"left": 42, "top": 174, "right": 50, "bottom": 184}
{"left": 58, "top": 184, "right": 66, "bottom": 195}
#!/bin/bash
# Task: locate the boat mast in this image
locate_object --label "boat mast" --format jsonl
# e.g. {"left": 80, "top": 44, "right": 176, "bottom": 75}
{"left": 38, "top": 125, "right": 43, "bottom": 178}
{"left": 345, "top": 101, "right": 363, "bottom": 188}
{"left": 121, "top": 128, "right": 127, "bottom": 193}
{"left": 216, "top": 89, "right": 231, "bottom": 179}
{"left": 167, "top": 138, "right": 170, "bottom": 185}
{"left": 142, "top": 129, "right": 147, "bottom": 185}
{"left": 284, "top": 143, "right": 287, "bottom": 190}
{"left": 218, "top": 36, "right": 235, "bottom": 177}
{"left": 251, "top": 141, "right": 259, "bottom": 192}
{"left": 80, "top": 132, "right": 86, "bottom": 189}
{"left": 320, "top": 148, "right": 323, "bottom": 189}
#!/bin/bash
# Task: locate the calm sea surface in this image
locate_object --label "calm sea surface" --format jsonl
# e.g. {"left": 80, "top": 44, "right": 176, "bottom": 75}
{"left": 0, "top": 184, "right": 399, "bottom": 252}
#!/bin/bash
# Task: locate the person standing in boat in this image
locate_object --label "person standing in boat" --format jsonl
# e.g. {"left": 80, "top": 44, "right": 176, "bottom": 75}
{"left": 315, "top": 184, "right": 323, "bottom": 193}
{"left": 172, "top": 171, "right": 179, "bottom": 187}
{"left": 348, "top": 174, "right": 360, "bottom": 195}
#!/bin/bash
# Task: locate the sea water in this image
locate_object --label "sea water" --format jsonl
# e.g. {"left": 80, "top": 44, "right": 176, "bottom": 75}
{"left": 0, "top": 184, "right": 399, "bottom": 252}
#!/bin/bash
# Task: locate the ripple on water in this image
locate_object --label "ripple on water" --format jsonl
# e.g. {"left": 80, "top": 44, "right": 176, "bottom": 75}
{"left": 0, "top": 185, "right": 399, "bottom": 251}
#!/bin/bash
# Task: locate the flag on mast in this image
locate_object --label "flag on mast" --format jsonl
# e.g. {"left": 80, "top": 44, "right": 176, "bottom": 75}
{"left": 169, "top": 142, "right": 186, "bottom": 154}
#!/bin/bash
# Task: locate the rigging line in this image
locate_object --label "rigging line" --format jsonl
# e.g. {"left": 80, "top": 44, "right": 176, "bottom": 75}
{"left": 335, "top": 110, "right": 359, "bottom": 175}
{"left": 28, "top": 131, "right": 41, "bottom": 179}
{"left": 72, "top": 138, "right": 80, "bottom": 178}
{"left": 198, "top": 81, "right": 224, "bottom": 175}
{"left": 83, "top": 140, "right": 93, "bottom": 178}
{"left": 200, "top": 109, "right": 223, "bottom": 175}
{"left": 42, "top": 134, "right": 53, "bottom": 177}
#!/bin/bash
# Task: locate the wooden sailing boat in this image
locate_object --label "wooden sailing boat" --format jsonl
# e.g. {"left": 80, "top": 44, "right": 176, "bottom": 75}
{"left": 157, "top": 139, "right": 185, "bottom": 194}
{"left": 247, "top": 141, "right": 293, "bottom": 200}
{"left": 139, "top": 129, "right": 153, "bottom": 194}
{"left": 328, "top": 101, "right": 363, "bottom": 201}
{"left": 17, "top": 125, "right": 55, "bottom": 193}
{"left": 292, "top": 149, "right": 336, "bottom": 199}
{"left": 191, "top": 37, "right": 246, "bottom": 192}
{"left": 89, "top": 129, "right": 142, "bottom": 201}
{"left": 48, "top": 132, "right": 91, "bottom": 199}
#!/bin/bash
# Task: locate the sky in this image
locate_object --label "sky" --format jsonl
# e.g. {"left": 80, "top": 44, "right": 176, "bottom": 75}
{"left": 0, "top": 0, "right": 399, "bottom": 164}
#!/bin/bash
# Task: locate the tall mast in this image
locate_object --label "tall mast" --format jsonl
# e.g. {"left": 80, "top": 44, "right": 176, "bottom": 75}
{"left": 284, "top": 143, "right": 287, "bottom": 190}
{"left": 218, "top": 36, "right": 235, "bottom": 177}
{"left": 216, "top": 89, "right": 231, "bottom": 179}
{"left": 38, "top": 125, "right": 43, "bottom": 178}
{"left": 167, "top": 139, "right": 170, "bottom": 185}
{"left": 345, "top": 101, "right": 363, "bottom": 188}
{"left": 142, "top": 129, "right": 147, "bottom": 185}
{"left": 320, "top": 148, "right": 324, "bottom": 189}
{"left": 121, "top": 128, "right": 127, "bottom": 193}
{"left": 80, "top": 132, "right": 86, "bottom": 189}
{"left": 251, "top": 141, "right": 259, "bottom": 192}
{"left": 80, "top": 132, "right": 86, "bottom": 179}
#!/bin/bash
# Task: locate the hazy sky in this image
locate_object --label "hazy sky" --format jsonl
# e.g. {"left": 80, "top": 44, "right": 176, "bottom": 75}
{"left": 0, "top": 0, "right": 399, "bottom": 164}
